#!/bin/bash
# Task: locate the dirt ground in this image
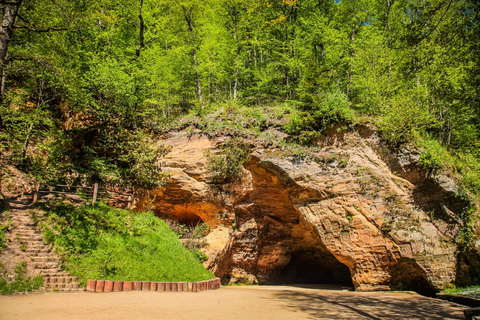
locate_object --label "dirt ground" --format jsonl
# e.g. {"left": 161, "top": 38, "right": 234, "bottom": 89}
{"left": 0, "top": 285, "right": 466, "bottom": 320}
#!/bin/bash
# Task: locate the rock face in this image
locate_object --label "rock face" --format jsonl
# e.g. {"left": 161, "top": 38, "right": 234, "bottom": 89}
{"left": 136, "top": 126, "right": 477, "bottom": 293}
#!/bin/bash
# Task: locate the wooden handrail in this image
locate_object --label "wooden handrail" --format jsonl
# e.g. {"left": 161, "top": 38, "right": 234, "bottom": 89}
{"left": 32, "top": 182, "right": 133, "bottom": 207}
{"left": 39, "top": 183, "right": 94, "bottom": 189}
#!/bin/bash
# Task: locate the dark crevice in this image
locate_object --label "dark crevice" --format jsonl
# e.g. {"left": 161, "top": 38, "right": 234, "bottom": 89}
{"left": 388, "top": 258, "right": 437, "bottom": 297}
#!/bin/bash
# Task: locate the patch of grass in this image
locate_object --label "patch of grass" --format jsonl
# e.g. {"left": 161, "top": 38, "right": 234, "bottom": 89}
{"left": 0, "top": 224, "right": 8, "bottom": 250}
{"left": 0, "top": 262, "right": 43, "bottom": 295}
{"left": 38, "top": 202, "right": 214, "bottom": 286}
{"left": 442, "top": 286, "right": 480, "bottom": 298}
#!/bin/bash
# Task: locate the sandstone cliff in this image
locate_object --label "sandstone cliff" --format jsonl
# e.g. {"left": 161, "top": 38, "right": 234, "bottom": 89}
{"left": 136, "top": 125, "right": 479, "bottom": 293}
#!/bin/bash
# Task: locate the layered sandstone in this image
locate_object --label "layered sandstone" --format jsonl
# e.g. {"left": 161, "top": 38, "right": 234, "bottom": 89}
{"left": 136, "top": 126, "right": 478, "bottom": 293}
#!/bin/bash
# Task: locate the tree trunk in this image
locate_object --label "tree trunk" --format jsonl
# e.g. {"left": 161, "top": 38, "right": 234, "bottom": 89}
{"left": 0, "top": 0, "right": 22, "bottom": 128}
{"left": 21, "top": 123, "right": 33, "bottom": 159}
{"left": 347, "top": 0, "right": 356, "bottom": 98}
{"left": 386, "top": 0, "right": 392, "bottom": 99}
{"left": 182, "top": 7, "right": 204, "bottom": 107}
{"left": 134, "top": 0, "right": 145, "bottom": 59}
{"left": 233, "top": 14, "right": 239, "bottom": 100}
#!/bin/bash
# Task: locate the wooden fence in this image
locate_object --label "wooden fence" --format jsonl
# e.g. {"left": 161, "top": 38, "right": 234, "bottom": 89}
{"left": 33, "top": 182, "right": 133, "bottom": 207}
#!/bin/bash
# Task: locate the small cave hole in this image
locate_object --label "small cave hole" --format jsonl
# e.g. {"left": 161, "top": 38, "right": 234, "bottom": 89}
{"left": 164, "top": 211, "right": 204, "bottom": 227}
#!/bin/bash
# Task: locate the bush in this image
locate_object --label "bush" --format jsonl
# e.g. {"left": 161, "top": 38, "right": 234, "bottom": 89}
{"left": 417, "top": 138, "right": 452, "bottom": 174}
{"left": 379, "top": 93, "right": 437, "bottom": 147}
{"left": 283, "top": 91, "right": 354, "bottom": 144}
{"left": 205, "top": 138, "right": 251, "bottom": 184}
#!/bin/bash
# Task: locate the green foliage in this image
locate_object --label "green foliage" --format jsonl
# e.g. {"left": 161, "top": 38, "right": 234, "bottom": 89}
{"left": 443, "top": 286, "right": 480, "bottom": 298}
{"left": 379, "top": 94, "right": 437, "bottom": 147}
{"left": 417, "top": 138, "right": 451, "bottom": 174}
{"left": 164, "top": 220, "right": 210, "bottom": 262}
{"left": 284, "top": 91, "right": 354, "bottom": 144}
{"left": 38, "top": 202, "right": 214, "bottom": 285}
{"left": 0, "top": 224, "right": 8, "bottom": 250}
{"left": 205, "top": 138, "right": 251, "bottom": 183}
{"left": 0, "top": 262, "right": 43, "bottom": 295}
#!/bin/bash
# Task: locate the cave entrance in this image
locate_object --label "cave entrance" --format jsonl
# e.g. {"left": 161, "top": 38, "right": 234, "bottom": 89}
{"left": 271, "top": 249, "right": 354, "bottom": 287}
{"left": 161, "top": 211, "right": 203, "bottom": 227}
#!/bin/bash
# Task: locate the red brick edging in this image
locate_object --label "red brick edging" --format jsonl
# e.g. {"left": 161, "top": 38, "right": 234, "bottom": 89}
{"left": 86, "top": 278, "right": 221, "bottom": 293}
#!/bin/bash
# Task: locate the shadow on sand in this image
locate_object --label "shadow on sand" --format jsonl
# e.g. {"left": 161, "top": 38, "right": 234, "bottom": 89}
{"left": 267, "top": 284, "right": 465, "bottom": 320}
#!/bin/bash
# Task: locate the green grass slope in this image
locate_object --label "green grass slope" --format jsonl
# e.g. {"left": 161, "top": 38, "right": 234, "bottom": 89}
{"left": 38, "top": 202, "right": 214, "bottom": 286}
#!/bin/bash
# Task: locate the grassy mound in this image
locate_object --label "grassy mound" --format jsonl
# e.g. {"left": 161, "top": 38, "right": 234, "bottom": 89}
{"left": 38, "top": 202, "right": 214, "bottom": 286}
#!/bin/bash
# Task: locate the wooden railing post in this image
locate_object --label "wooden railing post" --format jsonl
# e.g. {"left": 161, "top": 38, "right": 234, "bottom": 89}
{"left": 32, "top": 181, "right": 40, "bottom": 204}
{"left": 127, "top": 195, "right": 132, "bottom": 209}
{"left": 92, "top": 183, "right": 98, "bottom": 206}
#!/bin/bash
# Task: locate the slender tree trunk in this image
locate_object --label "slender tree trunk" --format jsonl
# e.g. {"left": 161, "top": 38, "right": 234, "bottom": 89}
{"left": 182, "top": 7, "right": 203, "bottom": 107}
{"left": 0, "top": 0, "right": 22, "bottom": 128}
{"left": 21, "top": 123, "right": 33, "bottom": 159}
{"left": 232, "top": 11, "right": 240, "bottom": 100}
{"left": 347, "top": 0, "right": 356, "bottom": 98}
{"left": 134, "top": 0, "right": 145, "bottom": 59}
{"left": 386, "top": 0, "right": 392, "bottom": 99}
{"left": 234, "top": 55, "right": 239, "bottom": 100}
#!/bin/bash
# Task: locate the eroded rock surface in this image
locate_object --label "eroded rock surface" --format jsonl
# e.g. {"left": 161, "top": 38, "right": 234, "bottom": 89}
{"left": 136, "top": 127, "right": 477, "bottom": 293}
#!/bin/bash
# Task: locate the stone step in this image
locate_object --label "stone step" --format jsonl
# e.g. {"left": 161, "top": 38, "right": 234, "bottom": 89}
{"left": 15, "top": 233, "right": 40, "bottom": 236}
{"left": 8, "top": 203, "right": 30, "bottom": 209}
{"left": 34, "top": 262, "right": 61, "bottom": 269}
{"left": 32, "top": 256, "right": 60, "bottom": 263}
{"left": 44, "top": 276, "right": 79, "bottom": 283}
{"left": 44, "top": 282, "right": 80, "bottom": 289}
{"left": 40, "top": 271, "right": 73, "bottom": 278}
{"left": 26, "top": 240, "right": 47, "bottom": 248}
{"left": 10, "top": 215, "right": 34, "bottom": 220}
{"left": 26, "top": 244, "right": 49, "bottom": 248}
{"left": 38, "top": 268, "right": 64, "bottom": 273}
{"left": 11, "top": 221, "right": 36, "bottom": 227}
{"left": 14, "top": 230, "right": 39, "bottom": 235}
{"left": 15, "top": 234, "right": 41, "bottom": 239}
{"left": 17, "top": 233, "right": 43, "bottom": 243}
{"left": 26, "top": 248, "right": 51, "bottom": 254}
{"left": 14, "top": 227, "right": 39, "bottom": 232}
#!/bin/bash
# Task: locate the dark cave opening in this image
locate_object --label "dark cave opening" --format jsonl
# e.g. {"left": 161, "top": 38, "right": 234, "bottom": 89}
{"left": 159, "top": 211, "right": 204, "bottom": 227}
{"left": 269, "top": 249, "right": 354, "bottom": 287}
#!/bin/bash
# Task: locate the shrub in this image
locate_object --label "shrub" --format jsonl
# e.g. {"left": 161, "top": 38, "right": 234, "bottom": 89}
{"left": 283, "top": 91, "right": 354, "bottom": 144}
{"left": 205, "top": 138, "right": 251, "bottom": 184}
{"left": 379, "top": 93, "right": 437, "bottom": 147}
{"left": 417, "top": 138, "right": 451, "bottom": 174}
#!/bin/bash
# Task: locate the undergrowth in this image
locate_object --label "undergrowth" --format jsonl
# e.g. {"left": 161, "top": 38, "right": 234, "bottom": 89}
{"left": 38, "top": 202, "right": 214, "bottom": 286}
{"left": 0, "top": 262, "right": 43, "bottom": 295}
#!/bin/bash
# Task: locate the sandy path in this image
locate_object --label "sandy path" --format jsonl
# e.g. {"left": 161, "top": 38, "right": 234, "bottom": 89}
{"left": 0, "top": 285, "right": 466, "bottom": 320}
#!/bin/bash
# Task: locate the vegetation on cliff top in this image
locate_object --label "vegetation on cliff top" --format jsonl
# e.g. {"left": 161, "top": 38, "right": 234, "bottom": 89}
{"left": 38, "top": 202, "right": 215, "bottom": 286}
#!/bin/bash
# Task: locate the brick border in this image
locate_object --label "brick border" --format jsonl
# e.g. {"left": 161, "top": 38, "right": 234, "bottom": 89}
{"left": 86, "top": 278, "right": 221, "bottom": 293}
